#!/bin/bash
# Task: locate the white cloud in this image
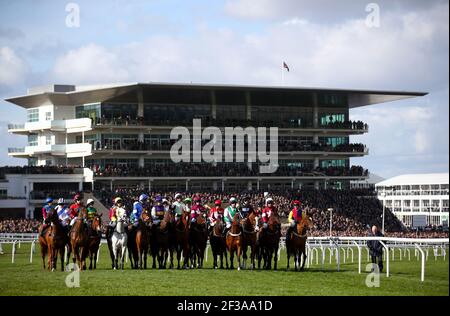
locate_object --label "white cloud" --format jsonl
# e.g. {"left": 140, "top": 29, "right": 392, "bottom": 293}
{"left": 0, "top": 46, "right": 29, "bottom": 86}
{"left": 414, "top": 130, "right": 428, "bottom": 153}
{"left": 52, "top": 43, "right": 129, "bottom": 84}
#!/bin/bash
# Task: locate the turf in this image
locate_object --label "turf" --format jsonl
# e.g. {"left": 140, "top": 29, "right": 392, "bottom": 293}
{"left": 0, "top": 243, "right": 448, "bottom": 296}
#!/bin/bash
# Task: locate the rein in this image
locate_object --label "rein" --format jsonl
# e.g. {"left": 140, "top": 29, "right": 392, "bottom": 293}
{"left": 227, "top": 230, "right": 242, "bottom": 237}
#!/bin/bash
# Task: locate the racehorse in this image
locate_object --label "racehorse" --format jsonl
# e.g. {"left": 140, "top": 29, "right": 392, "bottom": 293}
{"left": 257, "top": 211, "right": 281, "bottom": 270}
{"left": 226, "top": 212, "right": 243, "bottom": 270}
{"left": 286, "top": 212, "right": 311, "bottom": 271}
{"left": 152, "top": 211, "right": 173, "bottom": 269}
{"left": 87, "top": 214, "right": 102, "bottom": 270}
{"left": 135, "top": 210, "right": 151, "bottom": 269}
{"left": 189, "top": 212, "right": 208, "bottom": 269}
{"left": 209, "top": 219, "right": 228, "bottom": 269}
{"left": 240, "top": 212, "right": 258, "bottom": 270}
{"left": 39, "top": 210, "right": 68, "bottom": 271}
{"left": 111, "top": 214, "right": 128, "bottom": 270}
{"left": 69, "top": 209, "right": 89, "bottom": 270}
{"left": 173, "top": 211, "right": 190, "bottom": 269}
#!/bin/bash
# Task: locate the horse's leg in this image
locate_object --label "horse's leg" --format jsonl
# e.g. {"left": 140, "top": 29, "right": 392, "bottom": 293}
{"left": 287, "top": 248, "right": 291, "bottom": 271}
{"left": 301, "top": 248, "right": 307, "bottom": 271}
{"left": 274, "top": 246, "right": 279, "bottom": 271}
{"left": 229, "top": 249, "right": 234, "bottom": 270}
{"left": 237, "top": 246, "right": 242, "bottom": 271}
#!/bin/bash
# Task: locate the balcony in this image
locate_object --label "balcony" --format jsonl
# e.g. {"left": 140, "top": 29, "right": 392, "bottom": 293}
{"left": 92, "top": 117, "right": 369, "bottom": 134}
{"left": 8, "top": 118, "right": 92, "bottom": 135}
{"left": 8, "top": 143, "right": 92, "bottom": 158}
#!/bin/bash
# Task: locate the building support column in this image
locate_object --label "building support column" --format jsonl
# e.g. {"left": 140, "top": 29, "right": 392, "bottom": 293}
{"left": 313, "top": 92, "right": 319, "bottom": 128}
{"left": 148, "top": 179, "right": 152, "bottom": 192}
{"left": 110, "top": 180, "right": 113, "bottom": 191}
{"left": 291, "top": 179, "right": 294, "bottom": 190}
{"left": 245, "top": 91, "right": 252, "bottom": 120}
{"left": 78, "top": 181, "right": 83, "bottom": 192}
{"left": 137, "top": 86, "right": 144, "bottom": 118}
{"left": 138, "top": 156, "right": 144, "bottom": 168}
{"left": 65, "top": 132, "right": 68, "bottom": 166}
{"left": 314, "top": 180, "right": 319, "bottom": 190}
{"left": 314, "top": 157, "right": 319, "bottom": 169}
{"left": 222, "top": 179, "right": 225, "bottom": 192}
{"left": 257, "top": 179, "right": 260, "bottom": 191}
{"left": 82, "top": 131, "right": 85, "bottom": 167}
{"left": 211, "top": 90, "right": 217, "bottom": 120}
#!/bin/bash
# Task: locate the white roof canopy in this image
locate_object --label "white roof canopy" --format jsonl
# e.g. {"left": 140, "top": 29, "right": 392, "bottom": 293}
{"left": 375, "top": 173, "right": 449, "bottom": 187}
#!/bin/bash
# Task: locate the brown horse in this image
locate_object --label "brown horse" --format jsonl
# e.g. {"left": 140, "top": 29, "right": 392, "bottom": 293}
{"left": 226, "top": 212, "right": 243, "bottom": 270}
{"left": 286, "top": 212, "right": 311, "bottom": 271}
{"left": 189, "top": 212, "right": 208, "bottom": 269}
{"left": 209, "top": 219, "right": 228, "bottom": 269}
{"left": 152, "top": 211, "right": 172, "bottom": 269}
{"left": 69, "top": 209, "right": 89, "bottom": 270}
{"left": 240, "top": 212, "right": 258, "bottom": 270}
{"left": 38, "top": 210, "right": 68, "bottom": 271}
{"left": 135, "top": 210, "right": 151, "bottom": 269}
{"left": 87, "top": 214, "right": 102, "bottom": 270}
{"left": 174, "top": 211, "right": 190, "bottom": 269}
{"left": 257, "top": 211, "right": 281, "bottom": 270}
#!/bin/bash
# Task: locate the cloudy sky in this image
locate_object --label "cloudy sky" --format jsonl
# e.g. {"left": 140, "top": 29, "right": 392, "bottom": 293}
{"left": 0, "top": 0, "right": 448, "bottom": 178}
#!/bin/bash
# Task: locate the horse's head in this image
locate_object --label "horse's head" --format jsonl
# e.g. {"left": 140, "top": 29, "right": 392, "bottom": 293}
{"left": 91, "top": 214, "right": 102, "bottom": 232}
{"left": 268, "top": 211, "right": 281, "bottom": 233}
{"left": 141, "top": 210, "right": 152, "bottom": 227}
{"left": 197, "top": 212, "right": 207, "bottom": 226}
{"left": 295, "top": 209, "right": 312, "bottom": 235}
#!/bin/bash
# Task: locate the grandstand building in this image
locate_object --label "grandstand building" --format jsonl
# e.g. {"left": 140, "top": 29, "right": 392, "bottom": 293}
{"left": 2, "top": 82, "right": 427, "bottom": 218}
{"left": 376, "top": 173, "right": 449, "bottom": 227}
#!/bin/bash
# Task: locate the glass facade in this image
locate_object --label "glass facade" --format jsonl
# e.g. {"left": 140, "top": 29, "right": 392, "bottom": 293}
{"left": 27, "top": 108, "right": 39, "bottom": 122}
{"left": 28, "top": 134, "right": 38, "bottom": 146}
{"left": 144, "top": 104, "right": 210, "bottom": 125}
{"left": 102, "top": 103, "right": 138, "bottom": 120}
{"left": 319, "top": 136, "right": 349, "bottom": 147}
{"left": 76, "top": 103, "right": 101, "bottom": 120}
{"left": 251, "top": 105, "right": 313, "bottom": 128}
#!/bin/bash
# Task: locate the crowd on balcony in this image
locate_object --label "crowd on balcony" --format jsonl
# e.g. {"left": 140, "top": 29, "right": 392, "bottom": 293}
{"left": 0, "top": 166, "right": 77, "bottom": 179}
{"left": 93, "top": 115, "right": 368, "bottom": 130}
{"left": 90, "top": 163, "right": 368, "bottom": 178}
{"left": 93, "top": 138, "right": 367, "bottom": 154}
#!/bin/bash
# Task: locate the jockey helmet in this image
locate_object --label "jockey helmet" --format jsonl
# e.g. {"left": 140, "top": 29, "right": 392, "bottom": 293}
{"left": 184, "top": 197, "right": 192, "bottom": 203}
{"left": 266, "top": 198, "right": 274, "bottom": 204}
{"left": 175, "top": 193, "right": 182, "bottom": 199}
{"left": 293, "top": 200, "right": 301, "bottom": 206}
{"left": 229, "top": 197, "right": 237, "bottom": 204}
{"left": 162, "top": 198, "right": 169, "bottom": 204}
{"left": 214, "top": 199, "right": 222, "bottom": 206}
{"left": 139, "top": 194, "right": 149, "bottom": 202}
{"left": 73, "top": 194, "right": 81, "bottom": 201}
{"left": 114, "top": 197, "right": 123, "bottom": 204}
{"left": 57, "top": 198, "right": 65, "bottom": 205}
{"left": 194, "top": 196, "right": 201, "bottom": 202}
{"left": 86, "top": 198, "right": 94, "bottom": 206}
{"left": 45, "top": 197, "right": 53, "bottom": 204}
{"left": 155, "top": 195, "right": 162, "bottom": 202}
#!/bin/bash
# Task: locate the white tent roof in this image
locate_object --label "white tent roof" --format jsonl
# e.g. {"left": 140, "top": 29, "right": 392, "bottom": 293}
{"left": 375, "top": 173, "right": 449, "bottom": 187}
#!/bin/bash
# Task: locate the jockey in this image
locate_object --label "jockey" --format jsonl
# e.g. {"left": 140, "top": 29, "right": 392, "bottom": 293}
{"left": 86, "top": 199, "right": 98, "bottom": 221}
{"left": 286, "top": 200, "right": 302, "bottom": 241}
{"left": 131, "top": 194, "right": 148, "bottom": 228}
{"left": 239, "top": 196, "right": 253, "bottom": 219}
{"left": 151, "top": 195, "right": 165, "bottom": 226}
{"left": 223, "top": 197, "right": 239, "bottom": 236}
{"left": 55, "top": 198, "right": 70, "bottom": 234}
{"left": 69, "top": 194, "right": 84, "bottom": 227}
{"left": 40, "top": 197, "right": 54, "bottom": 237}
{"left": 184, "top": 197, "right": 192, "bottom": 219}
{"left": 261, "top": 197, "right": 278, "bottom": 230}
{"left": 172, "top": 193, "right": 187, "bottom": 221}
{"left": 190, "top": 196, "right": 207, "bottom": 226}
{"left": 107, "top": 197, "right": 123, "bottom": 239}
{"left": 162, "top": 198, "right": 171, "bottom": 212}
{"left": 208, "top": 199, "right": 224, "bottom": 232}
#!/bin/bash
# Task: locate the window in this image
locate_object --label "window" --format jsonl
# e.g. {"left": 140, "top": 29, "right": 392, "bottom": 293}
{"left": 76, "top": 103, "right": 101, "bottom": 120}
{"left": 0, "top": 189, "right": 7, "bottom": 198}
{"left": 45, "top": 135, "right": 52, "bottom": 145}
{"left": 28, "top": 134, "right": 38, "bottom": 146}
{"left": 45, "top": 159, "right": 52, "bottom": 166}
{"left": 45, "top": 112, "right": 52, "bottom": 121}
{"left": 28, "top": 158, "right": 37, "bottom": 166}
{"left": 27, "top": 108, "right": 39, "bottom": 122}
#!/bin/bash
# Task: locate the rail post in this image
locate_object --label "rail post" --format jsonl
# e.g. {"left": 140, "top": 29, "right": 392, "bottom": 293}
{"left": 353, "top": 241, "right": 361, "bottom": 274}
{"left": 414, "top": 244, "right": 425, "bottom": 282}
{"left": 379, "top": 240, "right": 389, "bottom": 278}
